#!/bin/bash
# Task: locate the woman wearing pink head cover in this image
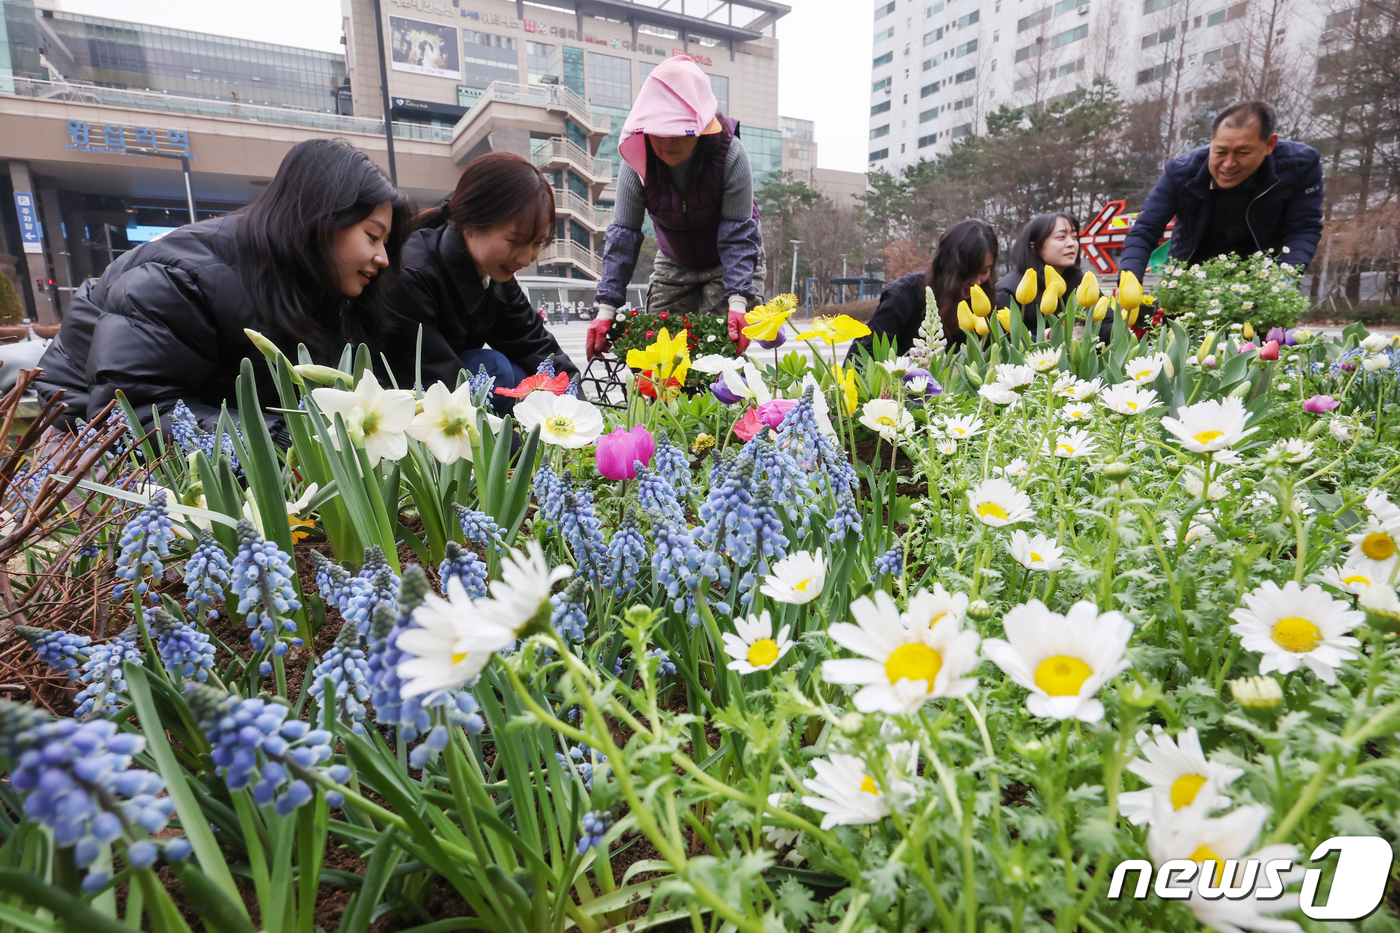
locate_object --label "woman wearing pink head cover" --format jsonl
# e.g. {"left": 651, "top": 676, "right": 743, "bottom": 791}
{"left": 585, "top": 56, "right": 765, "bottom": 363}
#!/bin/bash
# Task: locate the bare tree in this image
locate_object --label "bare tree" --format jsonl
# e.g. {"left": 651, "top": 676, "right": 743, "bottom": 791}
{"left": 793, "top": 203, "right": 867, "bottom": 306}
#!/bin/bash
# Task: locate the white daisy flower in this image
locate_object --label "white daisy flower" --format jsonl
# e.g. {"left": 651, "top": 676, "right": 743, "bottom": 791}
{"left": 981, "top": 599, "right": 1132, "bottom": 722}
{"left": 1060, "top": 403, "right": 1094, "bottom": 423}
{"left": 992, "top": 363, "right": 1036, "bottom": 389}
{"left": 1160, "top": 396, "right": 1258, "bottom": 453}
{"left": 401, "top": 576, "right": 494, "bottom": 698}
{"left": 1007, "top": 530, "right": 1064, "bottom": 571}
{"left": 967, "top": 477, "right": 1035, "bottom": 527}
{"left": 1181, "top": 467, "right": 1229, "bottom": 501}
{"left": 1098, "top": 382, "right": 1159, "bottom": 415}
{"left": 1365, "top": 488, "right": 1400, "bottom": 532}
{"left": 722, "top": 610, "right": 795, "bottom": 674}
{"left": 1269, "top": 438, "right": 1314, "bottom": 464}
{"left": 1358, "top": 582, "right": 1400, "bottom": 626}
{"left": 1314, "top": 560, "right": 1383, "bottom": 596}
{"left": 801, "top": 754, "right": 891, "bottom": 829}
{"left": 1044, "top": 428, "right": 1097, "bottom": 459}
{"left": 978, "top": 382, "right": 1022, "bottom": 405}
{"left": 822, "top": 589, "right": 981, "bottom": 714}
{"left": 941, "top": 413, "right": 985, "bottom": 440}
{"left": 759, "top": 550, "right": 827, "bottom": 605}
{"left": 513, "top": 393, "right": 605, "bottom": 449}
{"left": 1146, "top": 804, "right": 1303, "bottom": 933}
{"left": 879, "top": 356, "right": 916, "bottom": 377}
{"left": 312, "top": 371, "right": 417, "bottom": 467}
{"left": 1119, "top": 726, "right": 1243, "bottom": 826}
{"left": 903, "top": 582, "right": 969, "bottom": 631}
{"left": 1228, "top": 580, "right": 1364, "bottom": 685}
{"left": 763, "top": 792, "right": 802, "bottom": 850}
{"left": 1212, "top": 448, "right": 1244, "bottom": 466}
{"left": 1230, "top": 676, "right": 1283, "bottom": 708}
{"left": 935, "top": 439, "right": 959, "bottom": 455}
{"left": 859, "top": 399, "right": 915, "bottom": 442}
{"left": 1067, "top": 376, "right": 1103, "bottom": 401}
{"left": 1329, "top": 418, "right": 1354, "bottom": 442}
{"left": 1124, "top": 354, "right": 1166, "bottom": 384}
{"left": 1052, "top": 371, "right": 1083, "bottom": 397}
{"left": 459, "top": 541, "right": 573, "bottom": 652}
{"left": 1024, "top": 347, "right": 1062, "bottom": 373}
{"left": 993, "top": 457, "right": 1029, "bottom": 479}
{"left": 1162, "top": 521, "right": 1215, "bottom": 549}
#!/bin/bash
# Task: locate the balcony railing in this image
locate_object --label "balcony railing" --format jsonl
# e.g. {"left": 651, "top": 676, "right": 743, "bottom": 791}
{"left": 530, "top": 137, "right": 613, "bottom": 184}
{"left": 458, "top": 81, "right": 611, "bottom": 135}
{"left": 553, "top": 187, "right": 613, "bottom": 228}
{"left": 537, "top": 238, "right": 600, "bottom": 278}
{"left": 0, "top": 77, "right": 454, "bottom": 141}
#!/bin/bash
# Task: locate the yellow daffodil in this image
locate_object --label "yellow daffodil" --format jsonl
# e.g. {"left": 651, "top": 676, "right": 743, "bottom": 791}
{"left": 1242, "top": 321, "right": 1254, "bottom": 340}
{"left": 973, "top": 314, "right": 990, "bottom": 336}
{"left": 742, "top": 294, "right": 798, "bottom": 341}
{"left": 970, "top": 284, "right": 992, "bottom": 317}
{"left": 795, "top": 314, "right": 872, "bottom": 345}
{"left": 1044, "top": 264, "right": 1067, "bottom": 297}
{"left": 1040, "top": 288, "right": 1060, "bottom": 317}
{"left": 956, "top": 301, "right": 976, "bottom": 331}
{"left": 1015, "top": 268, "right": 1038, "bottom": 305}
{"left": 1118, "top": 270, "right": 1142, "bottom": 312}
{"left": 995, "top": 307, "right": 1012, "bottom": 331}
{"left": 1091, "top": 296, "right": 1110, "bottom": 322}
{"left": 1076, "top": 272, "right": 1100, "bottom": 307}
{"left": 626, "top": 328, "right": 691, "bottom": 387}
{"left": 831, "top": 364, "right": 858, "bottom": 416}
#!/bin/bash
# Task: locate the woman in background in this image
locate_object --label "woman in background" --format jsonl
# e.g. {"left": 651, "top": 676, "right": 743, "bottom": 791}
{"left": 994, "top": 211, "right": 1083, "bottom": 326}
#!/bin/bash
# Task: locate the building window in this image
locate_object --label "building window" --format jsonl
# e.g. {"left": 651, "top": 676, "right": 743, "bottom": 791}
{"left": 873, "top": 51, "right": 894, "bottom": 67}
{"left": 869, "top": 148, "right": 889, "bottom": 162}
{"left": 923, "top": 28, "right": 943, "bottom": 45}
{"left": 918, "top": 133, "right": 938, "bottom": 148}
{"left": 708, "top": 73, "right": 729, "bottom": 114}
{"left": 920, "top": 82, "right": 937, "bottom": 97}
{"left": 957, "top": 10, "right": 980, "bottom": 28}
{"left": 1325, "top": 9, "right": 1356, "bottom": 28}
{"left": 920, "top": 106, "right": 939, "bottom": 122}
{"left": 585, "top": 51, "right": 629, "bottom": 107}
{"left": 922, "top": 59, "right": 935, "bottom": 71}
{"left": 1206, "top": 8, "right": 1226, "bottom": 26}
{"left": 872, "top": 100, "right": 892, "bottom": 115}
{"left": 462, "top": 31, "right": 518, "bottom": 88}
{"left": 927, "top": 1, "right": 945, "bottom": 15}
{"left": 1136, "top": 61, "right": 1172, "bottom": 84}
{"left": 957, "top": 38, "right": 978, "bottom": 57}
{"left": 797, "top": 169, "right": 809, "bottom": 179}
{"left": 875, "top": 1, "right": 897, "bottom": 20}
{"left": 1050, "top": 24, "right": 1088, "bottom": 48}
{"left": 875, "top": 26, "right": 895, "bottom": 42}
{"left": 1018, "top": 8, "right": 1050, "bottom": 32}
{"left": 954, "top": 67, "right": 975, "bottom": 84}
{"left": 870, "top": 124, "right": 890, "bottom": 139}
{"left": 1143, "top": 0, "right": 1177, "bottom": 12}
{"left": 1202, "top": 43, "right": 1239, "bottom": 65}
{"left": 526, "top": 40, "right": 558, "bottom": 86}
{"left": 562, "top": 46, "right": 584, "bottom": 95}
{"left": 952, "top": 123, "right": 971, "bottom": 139}
{"left": 873, "top": 76, "right": 892, "bottom": 92}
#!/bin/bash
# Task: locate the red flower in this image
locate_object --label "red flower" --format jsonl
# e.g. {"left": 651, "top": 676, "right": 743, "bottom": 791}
{"left": 645, "top": 330, "right": 656, "bottom": 339}
{"left": 635, "top": 371, "right": 680, "bottom": 399}
{"left": 494, "top": 372, "right": 570, "bottom": 398}
{"left": 658, "top": 311, "right": 670, "bottom": 320}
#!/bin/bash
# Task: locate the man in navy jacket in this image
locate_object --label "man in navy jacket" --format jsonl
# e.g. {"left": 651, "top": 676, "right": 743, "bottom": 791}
{"left": 1118, "top": 101, "right": 1323, "bottom": 279}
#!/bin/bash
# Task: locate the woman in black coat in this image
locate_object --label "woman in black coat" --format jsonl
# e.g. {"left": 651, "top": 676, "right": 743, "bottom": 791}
{"left": 383, "top": 152, "right": 578, "bottom": 413}
{"left": 848, "top": 219, "right": 999, "bottom": 363}
{"left": 35, "top": 138, "right": 414, "bottom": 440}
{"left": 994, "top": 211, "right": 1084, "bottom": 328}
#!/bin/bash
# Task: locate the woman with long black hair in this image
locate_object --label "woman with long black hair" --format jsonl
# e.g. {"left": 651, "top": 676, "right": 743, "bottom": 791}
{"left": 848, "top": 219, "right": 999, "bottom": 361}
{"left": 994, "top": 211, "right": 1082, "bottom": 326}
{"left": 35, "top": 138, "right": 413, "bottom": 439}
{"left": 384, "top": 151, "right": 578, "bottom": 412}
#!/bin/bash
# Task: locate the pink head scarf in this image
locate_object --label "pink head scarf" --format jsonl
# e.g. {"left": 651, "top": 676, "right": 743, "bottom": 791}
{"left": 618, "top": 56, "right": 722, "bottom": 182}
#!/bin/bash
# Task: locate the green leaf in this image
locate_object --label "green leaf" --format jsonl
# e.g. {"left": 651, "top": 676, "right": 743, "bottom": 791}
{"left": 0, "top": 869, "right": 150, "bottom": 933}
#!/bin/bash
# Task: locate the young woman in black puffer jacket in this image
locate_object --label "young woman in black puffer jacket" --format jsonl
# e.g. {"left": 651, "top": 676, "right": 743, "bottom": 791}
{"left": 35, "top": 138, "right": 414, "bottom": 441}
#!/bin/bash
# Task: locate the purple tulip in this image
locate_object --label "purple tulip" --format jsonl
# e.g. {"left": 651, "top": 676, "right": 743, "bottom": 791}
{"left": 754, "top": 398, "right": 798, "bottom": 429}
{"left": 710, "top": 377, "right": 743, "bottom": 405}
{"left": 1303, "top": 395, "right": 1340, "bottom": 414}
{"left": 595, "top": 424, "right": 655, "bottom": 480}
{"left": 1266, "top": 327, "right": 1287, "bottom": 346}
{"left": 757, "top": 327, "right": 788, "bottom": 351}
{"left": 903, "top": 368, "right": 943, "bottom": 400}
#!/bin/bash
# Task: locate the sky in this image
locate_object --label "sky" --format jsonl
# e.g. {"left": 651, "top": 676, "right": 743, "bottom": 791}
{"left": 58, "top": 0, "right": 872, "bottom": 172}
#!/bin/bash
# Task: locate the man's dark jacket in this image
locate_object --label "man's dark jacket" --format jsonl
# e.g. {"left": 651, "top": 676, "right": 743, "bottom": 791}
{"left": 384, "top": 214, "right": 577, "bottom": 388}
{"left": 34, "top": 215, "right": 326, "bottom": 438}
{"left": 1117, "top": 138, "right": 1324, "bottom": 279}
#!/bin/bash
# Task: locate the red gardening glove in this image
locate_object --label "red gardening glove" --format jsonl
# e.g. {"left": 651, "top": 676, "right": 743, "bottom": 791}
{"left": 727, "top": 306, "right": 751, "bottom": 356}
{"left": 586, "top": 307, "right": 615, "bottom": 363}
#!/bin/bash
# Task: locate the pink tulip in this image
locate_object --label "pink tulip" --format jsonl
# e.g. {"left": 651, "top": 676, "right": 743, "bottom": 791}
{"left": 733, "top": 407, "right": 762, "bottom": 441}
{"left": 1303, "top": 395, "right": 1340, "bottom": 414}
{"left": 732, "top": 399, "right": 798, "bottom": 441}
{"left": 595, "top": 424, "right": 655, "bottom": 480}
{"left": 1238, "top": 341, "right": 1257, "bottom": 353}
{"left": 1258, "top": 340, "right": 1279, "bottom": 361}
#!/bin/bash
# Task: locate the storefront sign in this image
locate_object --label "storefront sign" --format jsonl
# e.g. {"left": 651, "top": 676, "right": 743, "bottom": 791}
{"left": 672, "top": 50, "right": 713, "bottom": 66}
{"left": 12, "top": 193, "right": 41, "bottom": 254}
{"left": 64, "top": 122, "right": 192, "bottom": 157}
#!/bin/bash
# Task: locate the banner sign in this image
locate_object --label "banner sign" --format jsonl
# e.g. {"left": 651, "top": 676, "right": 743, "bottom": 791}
{"left": 64, "top": 122, "right": 192, "bottom": 157}
{"left": 1080, "top": 199, "right": 1175, "bottom": 275}
{"left": 390, "top": 16, "right": 462, "bottom": 78}
{"left": 13, "top": 192, "right": 42, "bottom": 254}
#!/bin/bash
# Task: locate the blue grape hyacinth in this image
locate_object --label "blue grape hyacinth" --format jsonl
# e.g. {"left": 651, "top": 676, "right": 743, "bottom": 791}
{"left": 113, "top": 490, "right": 177, "bottom": 602}
{"left": 549, "top": 578, "right": 588, "bottom": 642}
{"left": 15, "top": 625, "right": 90, "bottom": 679}
{"left": 646, "top": 647, "right": 676, "bottom": 676}
{"left": 533, "top": 461, "right": 567, "bottom": 527}
{"left": 148, "top": 607, "right": 216, "bottom": 684}
{"left": 229, "top": 519, "right": 302, "bottom": 654}
{"left": 653, "top": 430, "right": 697, "bottom": 500}
{"left": 560, "top": 488, "right": 605, "bottom": 572}
{"left": 438, "top": 540, "right": 489, "bottom": 599}
{"left": 873, "top": 542, "right": 905, "bottom": 578}
{"left": 578, "top": 808, "right": 616, "bottom": 854}
{"left": 602, "top": 508, "right": 649, "bottom": 598}
{"left": 343, "top": 546, "right": 401, "bottom": 636}
{"left": 183, "top": 530, "right": 233, "bottom": 621}
{"left": 636, "top": 464, "right": 685, "bottom": 525}
{"left": 308, "top": 621, "right": 372, "bottom": 735}
{"left": 74, "top": 626, "right": 143, "bottom": 720}
{"left": 310, "top": 549, "right": 355, "bottom": 614}
{"left": 453, "top": 504, "right": 504, "bottom": 552}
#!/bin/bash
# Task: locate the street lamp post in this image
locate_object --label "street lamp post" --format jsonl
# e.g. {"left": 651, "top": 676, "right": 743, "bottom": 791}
{"left": 789, "top": 239, "right": 801, "bottom": 297}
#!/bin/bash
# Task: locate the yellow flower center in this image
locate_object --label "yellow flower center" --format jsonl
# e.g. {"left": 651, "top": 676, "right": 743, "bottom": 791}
{"left": 977, "top": 503, "right": 1009, "bottom": 521}
{"left": 1056, "top": 443, "right": 1075, "bottom": 456}
{"left": 1193, "top": 430, "right": 1225, "bottom": 446}
{"left": 747, "top": 638, "right": 780, "bottom": 668}
{"left": 877, "top": 416, "right": 898, "bottom": 428}
{"left": 1361, "top": 532, "right": 1396, "bottom": 561}
{"left": 1170, "top": 773, "right": 1208, "bottom": 810}
{"left": 1271, "top": 616, "right": 1322, "bottom": 653}
{"left": 859, "top": 775, "right": 880, "bottom": 795}
{"left": 1190, "top": 845, "right": 1226, "bottom": 886}
{"left": 793, "top": 578, "right": 813, "bottom": 593}
{"left": 884, "top": 642, "right": 943, "bottom": 686}
{"left": 451, "top": 651, "right": 469, "bottom": 665}
{"left": 545, "top": 415, "right": 575, "bottom": 436}
{"left": 1124, "top": 401, "right": 1138, "bottom": 412}
{"left": 953, "top": 427, "right": 966, "bottom": 435}
{"left": 1029, "top": 552, "right": 1044, "bottom": 563}
{"left": 1033, "top": 655, "right": 1093, "bottom": 696}
{"left": 1341, "top": 573, "right": 1371, "bottom": 586}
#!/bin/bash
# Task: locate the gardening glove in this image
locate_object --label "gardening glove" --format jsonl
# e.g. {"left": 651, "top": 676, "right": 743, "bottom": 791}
{"left": 726, "top": 295, "right": 751, "bottom": 357}
{"left": 586, "top": 304, "right": 616, "bottom": 363}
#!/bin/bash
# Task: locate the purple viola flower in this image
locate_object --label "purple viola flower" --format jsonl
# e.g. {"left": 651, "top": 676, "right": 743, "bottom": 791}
{"left": 756, "top": 327, "right": 788, "bottom": 351}
{"left": 710, "top": 377, "right": 744, "bottom": 405}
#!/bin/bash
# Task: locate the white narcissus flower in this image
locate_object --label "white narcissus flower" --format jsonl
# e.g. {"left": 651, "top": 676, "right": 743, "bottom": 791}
{"left": 1160, "top": 396, "right": 1258, "bottom": 453}
{"left": 859, "top": 399, "right": 914, "bottom": 442}
{"left": 822, "top": 589, "right": 981, "bottom": 714}
{"left": 1007, "top": 529, "right": 1064, "bottom": 571}
{"left": 407, "top": 382, "right": 494, "bottom": 464}
{"left": 1098, "top": 382, "right": 1159, "bottom": 415}
{"left": 722, "top": 610, "right": 795, "bottom": 674}
{"left": 312, "top": 371, "right": 417, "bottom": 467}
{"left": 456, "top": 541, "right": 573, "bottom": 652}
{"left": 1023, "top": 347, "right": 1062, "bottom": 372}
{"left": 760, "top": 549, "right": 827, "bottom": 604}
{"left": 967, "top": 477, "right": 1034, "bottom": 527}
{"left": 801, "top": 754, "right": 892, "bottom": 829}
{"left": 1145, "top": 803, "right": 1303, "bottom": 933}
{"left": 981, "top": 599, "right": 1132, "bottom": 722}
{"left": 1044, "top": 427, "right": 1098, "bottom": 459}
{"left": 401, "top": 576, "right": 494, "bottom": 698}
{"left": 1229, "top": 580, "right": 1363, "bottom": 684}
{"left": 941, "top": 413, "right": 985, "bottom": 440}
{"left": 513, "top": 393, "right": 604, "bottom": 449}
{"left": 1118, "top": 726, "right": 1243, "bottom": 826}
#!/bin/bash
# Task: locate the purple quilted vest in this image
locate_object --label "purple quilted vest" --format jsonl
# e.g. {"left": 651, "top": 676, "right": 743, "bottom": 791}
{"left": 644, "top": 114, "right": 756, "bottom": 270}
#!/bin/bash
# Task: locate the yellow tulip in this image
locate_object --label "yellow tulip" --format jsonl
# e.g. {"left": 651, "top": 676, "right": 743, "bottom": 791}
{"left": 1242, "top": 322, "right": 1254, "bottom": 340}
{"left": 1198, "top": 332, "right": 1216, "bottom": 363}
{"left": 995, "top": 307, "right": 1012, "bottom": 331}
{"left": 1091, "top": 296, "right": 1110, "bottom": 322}
{"left": 973, "top": 313, "right": 990, "bottom": 336}
{"left": 1044, "top": 265, "right": 1066, "bottom": 297}
{"left": 1128, "top": 306, "right": 1140, "bottom": 327}
{"left": 1040, "top": 287, "right": 1060, "bottom": 317}
{"left": 1118, "top": 270, "right": 1142, "bottom": 312}
{"left": 1076, "top": 272, "right": 1100, "bottom": 307}
{"left": 831, "top": 364, "right": 858, "bottom": 416}
{"left": 970, "top": 284, "right": 992, "bottom": 317}
{"left": 1015, "top": 268, "right": 1038, "bottom": 305}
{"left": 956, "top": 301, "right": 975, "bottom": 331}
